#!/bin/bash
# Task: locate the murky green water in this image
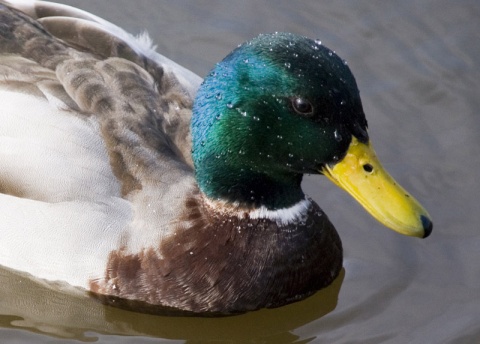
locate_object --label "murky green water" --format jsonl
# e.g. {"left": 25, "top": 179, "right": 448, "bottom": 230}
{"left": 1, "top": 0, "right": 479, "bottom": 343}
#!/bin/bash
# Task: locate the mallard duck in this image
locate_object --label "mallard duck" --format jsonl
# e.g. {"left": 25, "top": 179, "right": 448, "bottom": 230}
{"left": 0, "top": 1, "right": 432, "bottom": 315}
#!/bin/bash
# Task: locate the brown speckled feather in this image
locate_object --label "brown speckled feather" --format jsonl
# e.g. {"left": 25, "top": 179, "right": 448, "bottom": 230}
{"left": 0, "top": 1, "right": 197, "bottom": 167}
{"left": 90, "top": 192, "right": 342, "bottom": 314}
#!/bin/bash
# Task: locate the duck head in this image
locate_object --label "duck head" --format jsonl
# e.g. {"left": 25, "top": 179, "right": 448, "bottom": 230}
{"left": 192, "top": 32, "right": 432, "bottom": 238}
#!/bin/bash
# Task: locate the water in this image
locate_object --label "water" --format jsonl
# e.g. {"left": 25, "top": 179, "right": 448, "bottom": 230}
{"left": 1, "top": 0, "right": 479, "bottom": 342}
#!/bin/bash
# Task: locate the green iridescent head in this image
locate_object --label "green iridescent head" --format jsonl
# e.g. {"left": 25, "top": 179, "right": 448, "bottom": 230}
{"left": 191, "top": 32, "right": 432, "bottom": 237}
{"left": 191, "top": 32, "right": 368, "bottom": 209}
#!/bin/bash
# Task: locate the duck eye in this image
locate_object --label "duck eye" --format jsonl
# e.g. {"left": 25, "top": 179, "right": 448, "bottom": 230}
{"left": 292, "top": 97, "right": 313, "bottom": 115}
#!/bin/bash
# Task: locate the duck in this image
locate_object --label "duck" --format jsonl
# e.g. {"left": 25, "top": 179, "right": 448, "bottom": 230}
{"left": 0, "top": 0, "right": 432, "bottom": 315}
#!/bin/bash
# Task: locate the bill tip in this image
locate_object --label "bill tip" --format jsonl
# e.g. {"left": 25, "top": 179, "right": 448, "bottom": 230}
{"left": 421, "top": 215, "right": 433, "bottom": 238}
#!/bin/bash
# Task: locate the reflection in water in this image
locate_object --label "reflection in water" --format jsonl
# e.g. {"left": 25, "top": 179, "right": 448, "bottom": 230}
{"left": 0, "top": 267, "right": 344, "bottom": 342}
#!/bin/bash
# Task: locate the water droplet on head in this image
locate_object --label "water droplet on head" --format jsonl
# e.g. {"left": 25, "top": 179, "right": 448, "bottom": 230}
{"left": 340, "top": 100, "right": 346, "bottom": 106}
{"left": 293, "top": 53, "right": 298, "bottom": 58}
{"left": 216, "top": 93, "right": 222, "bottom": 100}
{"left": 328, "top": 51, "right": 333, "bottom": 56}
{"left": 315, "top": 39, "right": 322, "bottom": 45}
{"left": 277, "top": 135, "right": 283, "bottom": 140}
{"left": 288, "top": 153, "right": 294, "bottom": 158}
{"left": 243, "top": 58, "right": 249, "bottom": 64}
{"left": 334, "top": 130, "right": 343, "bottom": 142}
{"left": 285, "top": 62, "right": 291, "bottom": 68}
{"left": 226, "top": 103, "right": 233, "bottom": 109}
{"left": 253, "top": 116, "right": 260, "bottom": 121}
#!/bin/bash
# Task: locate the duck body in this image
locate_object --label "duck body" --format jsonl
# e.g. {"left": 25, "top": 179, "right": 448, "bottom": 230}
{"left": 0, "top": 1, "right": 431, "bottom": 315}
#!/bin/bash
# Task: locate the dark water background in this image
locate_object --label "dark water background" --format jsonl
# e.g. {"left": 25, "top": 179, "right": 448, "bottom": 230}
{"left": 1, "top": 0, "right": 479, "bottom": 343}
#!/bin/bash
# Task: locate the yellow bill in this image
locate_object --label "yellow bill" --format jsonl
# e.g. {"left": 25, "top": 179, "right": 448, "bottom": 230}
{"left": 322, "top": 137, "right": 432, "bottom": 238}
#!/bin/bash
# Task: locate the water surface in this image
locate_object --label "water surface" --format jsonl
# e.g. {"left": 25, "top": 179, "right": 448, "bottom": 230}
{"left": 1, "top": 0, "right": 479, "bottom": 343}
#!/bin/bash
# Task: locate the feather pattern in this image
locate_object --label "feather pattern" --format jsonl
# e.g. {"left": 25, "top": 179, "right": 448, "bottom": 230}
{"left": 0, "top": 0, "right": 354, "bottom": 314}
